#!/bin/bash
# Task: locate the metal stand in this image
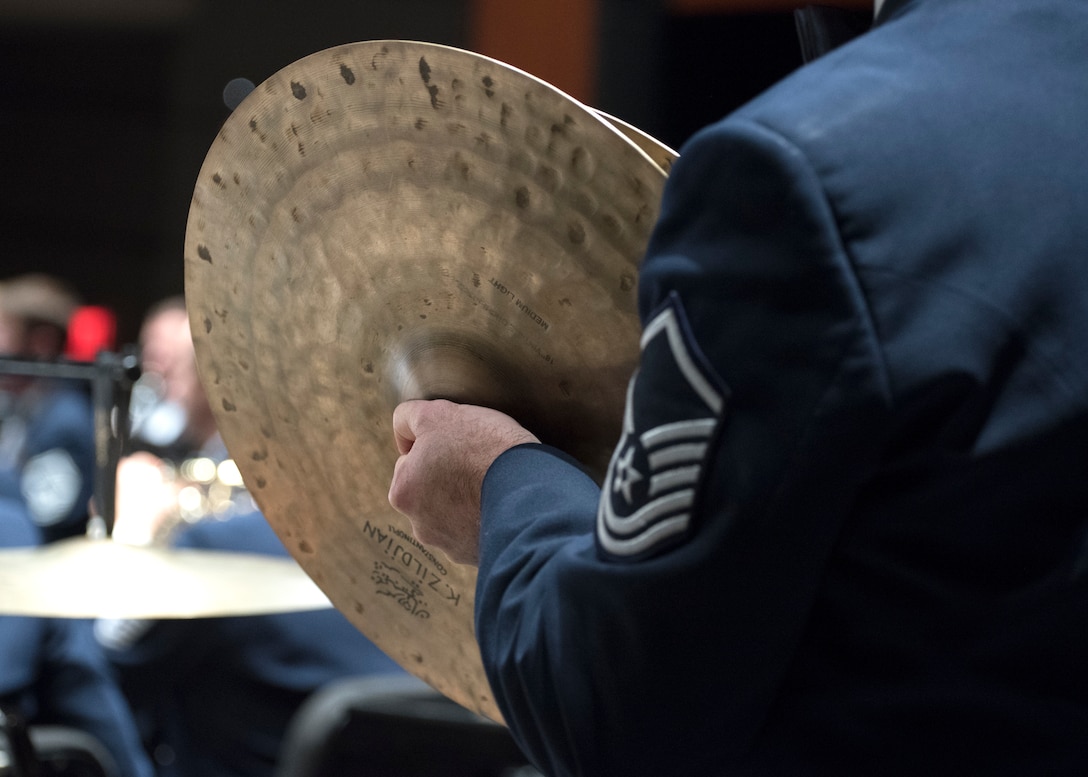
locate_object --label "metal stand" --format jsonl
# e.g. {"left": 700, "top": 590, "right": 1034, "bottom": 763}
{"left": 0, "top": 350, "right": 140, "bottom": 536}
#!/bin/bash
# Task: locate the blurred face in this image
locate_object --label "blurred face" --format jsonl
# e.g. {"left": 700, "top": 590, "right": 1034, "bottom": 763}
{"left": 0, "top": 311, "right": 23, "bottom": 356}
{"left": 140, "top": 308, "right": 201, "bottom": 408}
{"left": 139, "top": 307, "right": 215, "bottom": 444}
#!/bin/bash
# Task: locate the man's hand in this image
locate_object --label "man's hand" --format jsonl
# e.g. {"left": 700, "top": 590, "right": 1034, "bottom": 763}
{"left": 388, "top": 399, "right": 539, "bottom": 565}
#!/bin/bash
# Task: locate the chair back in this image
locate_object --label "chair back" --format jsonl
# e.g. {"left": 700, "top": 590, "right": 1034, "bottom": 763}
{"left": 275, "top": 675, "right": 539, "bottom": 777}
{"left": 1, "top": 705, "right": 116, "bottom": 777}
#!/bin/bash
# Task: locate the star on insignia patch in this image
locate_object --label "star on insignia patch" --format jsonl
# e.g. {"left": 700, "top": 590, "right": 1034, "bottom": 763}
{"left": 597, "top": 292, "right": 728, "bottom": 560}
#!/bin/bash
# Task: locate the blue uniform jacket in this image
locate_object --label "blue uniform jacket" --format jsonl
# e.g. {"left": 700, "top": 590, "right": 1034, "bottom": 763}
{"left": 0, "top": 382, "right": 96, "bottom": 543}
{"left": 101, "top": 510, "right": 407, "bottom": 777}
{"left": 0, "top": 497, "right": 155, "bottom": 777}
{"left": 474, "top": 0, "right": 1088, "bottom": 774}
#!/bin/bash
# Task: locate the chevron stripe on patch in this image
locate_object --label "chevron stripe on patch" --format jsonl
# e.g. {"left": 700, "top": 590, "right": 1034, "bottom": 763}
{"left": 597, "top": 293, "right": 727, "bottom": 560}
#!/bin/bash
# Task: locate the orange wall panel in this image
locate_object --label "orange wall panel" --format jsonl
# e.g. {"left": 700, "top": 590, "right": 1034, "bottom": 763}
{"left": 469, "top": 0, "right": 598, "bottom": 104}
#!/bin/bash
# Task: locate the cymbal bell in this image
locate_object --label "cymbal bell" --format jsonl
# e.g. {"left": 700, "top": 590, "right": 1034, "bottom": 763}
{"left": 0, "top": 537, "right": 332, "bottom": 619}
{"left": 184, "top": 40, "right": 668, "bottom": 721}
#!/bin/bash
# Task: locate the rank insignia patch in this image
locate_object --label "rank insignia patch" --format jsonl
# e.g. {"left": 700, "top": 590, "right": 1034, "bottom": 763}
{"left": 597, "top": 293, "right": 727, "bottom": 560}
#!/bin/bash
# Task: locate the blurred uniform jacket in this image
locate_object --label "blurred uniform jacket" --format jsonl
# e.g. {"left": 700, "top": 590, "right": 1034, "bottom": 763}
{"left": 0, "top": 380, "right": 95, "bottom": 542}
{"left": 98, "top": 510, "right": 407, "bottom": 777}
{"left": 0, "top": 496, "right": 155, "bottom": 777}
{"left": 473, "top": 0, "right": 1088, "bottom": 775}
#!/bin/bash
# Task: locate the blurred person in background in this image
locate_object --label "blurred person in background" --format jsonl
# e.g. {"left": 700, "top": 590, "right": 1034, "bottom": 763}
{"left": 128, "top": 296, "right": 220, "bottom": 465}
{"left": 0, "top": 273, "right": 96, "bottom": 543}
{"left": 113, "top": 296, "right": 231, "bottom": 547}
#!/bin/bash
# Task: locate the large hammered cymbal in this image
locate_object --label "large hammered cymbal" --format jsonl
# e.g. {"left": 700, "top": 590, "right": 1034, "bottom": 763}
{"left": 184, "top": 40, "right": 667, "bottom": 721}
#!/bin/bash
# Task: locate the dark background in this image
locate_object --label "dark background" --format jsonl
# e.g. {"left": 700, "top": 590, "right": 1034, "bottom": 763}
{"left": 0, "top": 0, "right": 801, "bottom": 346}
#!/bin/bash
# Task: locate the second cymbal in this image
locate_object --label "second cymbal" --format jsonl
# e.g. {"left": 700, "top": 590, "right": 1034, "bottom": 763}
{"left": 0, "top": 537, "right": 332, "bottom": 619}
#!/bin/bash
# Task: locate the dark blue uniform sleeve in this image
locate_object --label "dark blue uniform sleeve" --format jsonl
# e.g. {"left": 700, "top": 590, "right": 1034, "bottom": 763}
{"left": 475, "top": 118, "right": 891, "bottom": 776}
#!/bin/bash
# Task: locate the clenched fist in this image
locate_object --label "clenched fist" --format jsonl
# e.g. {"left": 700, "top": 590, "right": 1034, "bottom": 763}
{"left": 388, "top": 399, "right": 539, "bottom": 565}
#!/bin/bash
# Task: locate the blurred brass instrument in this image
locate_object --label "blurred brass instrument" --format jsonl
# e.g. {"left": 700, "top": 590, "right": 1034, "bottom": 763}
{"left": 167, "top": 456, "right": 251, "bottom": 526}
{"left": 110, "top": 451, "right": 251, "bottom": 547}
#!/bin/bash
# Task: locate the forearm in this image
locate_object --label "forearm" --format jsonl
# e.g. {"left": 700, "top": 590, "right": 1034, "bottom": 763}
{"left": 476, "top": 445, "right": 733, "bottom": 776}
{"left": 476, "top": 444, "right": 607, "bottom": 776}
